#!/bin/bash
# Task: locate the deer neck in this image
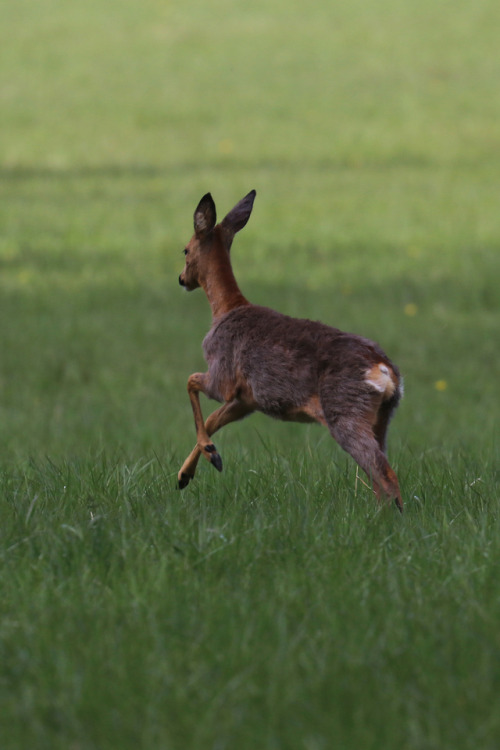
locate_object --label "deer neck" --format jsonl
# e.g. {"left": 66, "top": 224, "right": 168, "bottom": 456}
{"left": 202, "top": 250, "right": 249, "bottom": 320}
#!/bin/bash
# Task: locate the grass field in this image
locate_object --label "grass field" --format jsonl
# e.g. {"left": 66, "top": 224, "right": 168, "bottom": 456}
{"left": 1, "top": 0, "right": 500, "bottom": 747}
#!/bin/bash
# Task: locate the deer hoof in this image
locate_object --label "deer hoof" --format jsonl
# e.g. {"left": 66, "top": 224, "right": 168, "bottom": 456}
{"left": 210, "top": 452, "right": 223, "bottom": 472}
{"left": 178, "top": 472, "right": 193, "bottom": 490}
{"left": 202, "top": 443, "right": 223, "bottom": 472}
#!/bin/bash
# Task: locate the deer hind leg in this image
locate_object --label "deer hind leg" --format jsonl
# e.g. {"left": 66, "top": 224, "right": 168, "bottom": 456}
{"left": 327, "top": 415, "right": 403, "bottom": 512}
{"left": 178, "top": 397, "right": 254, "bottom": 489}
{"left": 373, "top": 393, "right": 400, "bottom": 454}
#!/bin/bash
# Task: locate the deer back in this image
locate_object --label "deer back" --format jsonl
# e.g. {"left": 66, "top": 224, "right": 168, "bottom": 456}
{"left": 202, "top": 305, "right": 399, "bottom": 418}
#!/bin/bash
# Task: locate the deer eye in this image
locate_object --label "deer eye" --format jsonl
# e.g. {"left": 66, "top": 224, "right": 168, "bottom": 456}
{"left": 183, "top": 248, "right": 188, "bottom": 256}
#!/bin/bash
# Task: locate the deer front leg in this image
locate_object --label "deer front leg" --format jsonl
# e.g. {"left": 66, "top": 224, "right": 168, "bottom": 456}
{"left": 184, "top": 372, "right": 223, "bottom": 471}
{"left": 178, "top": 398, "right": 254, "bottom": 489}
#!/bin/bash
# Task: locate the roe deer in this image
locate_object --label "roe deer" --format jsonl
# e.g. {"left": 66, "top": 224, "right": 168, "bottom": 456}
{"left": 178, "top": 190, "right": 403, "bottom": 511}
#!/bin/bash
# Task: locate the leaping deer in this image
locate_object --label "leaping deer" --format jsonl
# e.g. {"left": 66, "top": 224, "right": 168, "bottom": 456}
{"left": 178, "top": 190, "right": 403, "bottom": 511}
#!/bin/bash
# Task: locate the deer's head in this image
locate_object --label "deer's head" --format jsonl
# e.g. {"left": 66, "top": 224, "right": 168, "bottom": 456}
{"left": 179, "top": 191, "right": 256, "bottom": 291}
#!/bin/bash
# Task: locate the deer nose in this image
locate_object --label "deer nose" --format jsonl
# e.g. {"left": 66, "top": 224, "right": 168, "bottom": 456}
{"left": 178, "top": 274, "right": 185, "bottom": 287}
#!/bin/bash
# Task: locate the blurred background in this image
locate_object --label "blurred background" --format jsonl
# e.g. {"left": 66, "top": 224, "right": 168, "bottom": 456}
{"left": 1, "top": 0, "right": 499, "bottom": 462}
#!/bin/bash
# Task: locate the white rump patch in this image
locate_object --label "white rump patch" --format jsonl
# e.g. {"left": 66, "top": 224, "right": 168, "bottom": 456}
{"left": 365, "top": 363, "right": 396, "bottom": 397}
{"left": 365, "top": 375, "right": 386, "bottom": 393}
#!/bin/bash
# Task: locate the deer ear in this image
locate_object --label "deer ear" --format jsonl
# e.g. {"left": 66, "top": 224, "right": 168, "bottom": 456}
{"left": 221, "top": 190, "right": 256, "bottom": 236}
{"left": 194, "top": 193, "right": 217, "bottom": 235}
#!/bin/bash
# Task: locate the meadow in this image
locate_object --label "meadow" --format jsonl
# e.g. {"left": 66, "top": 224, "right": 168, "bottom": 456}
{"left": 1, "top": 0, "right": 499, "bottom": 747}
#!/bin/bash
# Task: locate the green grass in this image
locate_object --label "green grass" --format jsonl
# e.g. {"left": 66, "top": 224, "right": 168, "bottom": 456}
{"left": 1, "top": 0, "right": 500, "bottom": 747}
{"left": 2, "top": 454, "right": 499, "bottom": 749}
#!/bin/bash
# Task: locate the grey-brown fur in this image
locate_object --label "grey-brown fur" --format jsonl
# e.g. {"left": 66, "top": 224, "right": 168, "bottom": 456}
{"left": 178, "top": 190, "right": 403, "bottom": 510}
{"left": 203, "top": 305, "right": 400, "bottom": 412}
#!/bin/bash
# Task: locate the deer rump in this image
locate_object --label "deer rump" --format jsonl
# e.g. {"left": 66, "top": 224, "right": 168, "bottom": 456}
{"left": 203, "top": 304, "right": 401, "bottom": 423}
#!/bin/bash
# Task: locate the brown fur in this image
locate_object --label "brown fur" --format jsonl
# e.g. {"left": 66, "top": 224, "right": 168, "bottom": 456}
{"left": 178, "top": 191, "right": 403, "bottom": 511}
